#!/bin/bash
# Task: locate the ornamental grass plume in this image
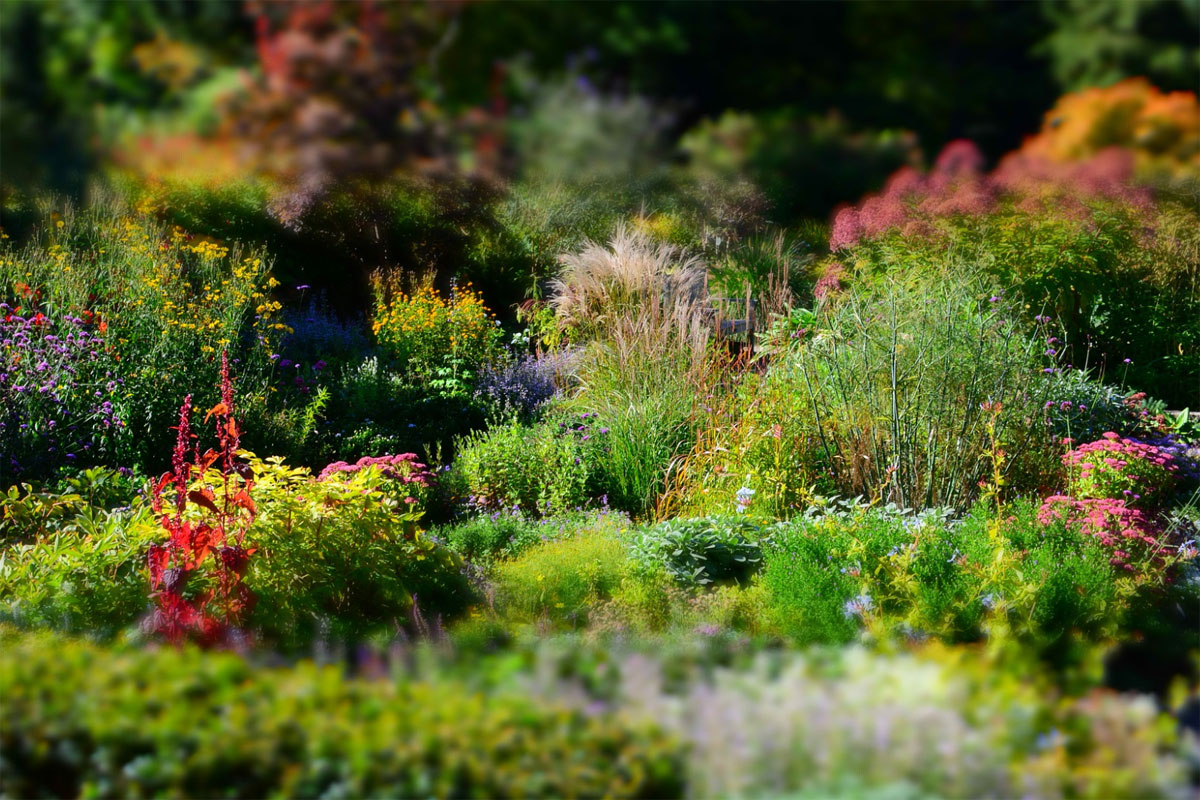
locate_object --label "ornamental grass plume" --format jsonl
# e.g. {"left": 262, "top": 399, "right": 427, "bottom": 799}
{"left": 550, "top": 224, "right": 707, "bottom": 343}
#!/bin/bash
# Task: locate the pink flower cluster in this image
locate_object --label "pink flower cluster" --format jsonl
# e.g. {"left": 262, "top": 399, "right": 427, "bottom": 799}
{"left": 1038, "top": 432, "right": 1186, "bottom": 572}
{"left": 1064, "top": 432, "right": 1179, "bottom": 508}
{"left": 1037, "top": 495, "right": 1162, "bottom": 571}
{"left": 992, "top": 148, "right": 1151, "bottom": 216}
{"left": 319, "top": 453, "right": 434, "bottom": 487}
{"left": 828, "top": 140, "right": 1151, "bottom": 252}
{"left": 813, "top": 261, "right": 845, "bottom": 300}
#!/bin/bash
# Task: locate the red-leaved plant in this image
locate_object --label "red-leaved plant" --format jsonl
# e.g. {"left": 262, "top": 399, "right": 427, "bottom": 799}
{"left": 145, "top": 352, "right": 257, "bottom": 646}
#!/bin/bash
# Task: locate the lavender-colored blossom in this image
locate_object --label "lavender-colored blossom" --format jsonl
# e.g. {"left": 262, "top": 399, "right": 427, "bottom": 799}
{"left": 475, "top": 351, "right": 577, "bottom": 420}
{"left": 2, "top": 310, "right": 125, "bottom": 479}
{"left": 842, "top": 592, "right": 874, "bottom": 620}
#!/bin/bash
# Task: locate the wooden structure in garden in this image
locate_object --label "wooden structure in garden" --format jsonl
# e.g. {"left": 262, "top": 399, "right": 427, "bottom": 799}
{"left": 708, "top": 289, "right": 758, "bottom": 356}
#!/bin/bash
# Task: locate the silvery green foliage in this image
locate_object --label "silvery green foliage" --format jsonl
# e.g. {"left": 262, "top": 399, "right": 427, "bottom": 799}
{"left": 522, "top": 646, "right": 1192, "bottom": 800}
{"left": 630, "top": 516, "right": 764, "bottom": 586}
{"left": 797, "top": 496, "right": 958, "bottom": 529}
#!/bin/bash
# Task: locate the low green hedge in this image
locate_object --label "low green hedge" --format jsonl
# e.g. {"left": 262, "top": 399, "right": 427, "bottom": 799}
{"left": 0, "top": 626, "right": 684, "bottom": 799}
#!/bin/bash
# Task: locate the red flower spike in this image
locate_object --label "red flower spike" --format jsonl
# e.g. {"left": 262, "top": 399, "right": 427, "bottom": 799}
{"left": 145, "top": 357, "right": 256, "bottom": 648}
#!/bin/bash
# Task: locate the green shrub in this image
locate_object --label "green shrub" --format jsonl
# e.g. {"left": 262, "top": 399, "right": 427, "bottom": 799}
{"left": 759, "top": 499, "right": 1156, "bottom": 663}
{"left": 598, "top": 574, "right": 770, "bottom": 636}
{"left": 450, "top": 418, "right": 591, "bottom": 516}
{"left": 0, "top": 626, "right": 685, "bottom": 799}
{"left": 0, "top": 466, "right": 143, "bottom": 545}
{"left": 243, "top": 456, "right": 473, "bottom": 649}
{"left": 629, "top": 515, "right": 764, "bottom": 587}
{"left": 1040, "top": 368, "right": 1143, "bottom": 443}
{"left": 437, "top": 512, "right": 549, "bottom": 567}
{"left": 0, "top": 502, "right": 156, "bottom": 637}
{"left": 494, "top": 530, "right": 628, "bottom": 626}
{"left": 760, "top": 518, "right": 861, "bottom": 645}
{"left": 770, "top": 273, "right": 1053, "bottom": 511}
{"left": 0, "top": 456, "right": 473, "bottom": 649}
{"left": 312, "top": 354, "right": 490, "bottom": 471}
{"left": 679, "top": 109, "right": 918, "bottom": 223}
{"left": 991, "top": 501, "right": 1125, "bottom": 646}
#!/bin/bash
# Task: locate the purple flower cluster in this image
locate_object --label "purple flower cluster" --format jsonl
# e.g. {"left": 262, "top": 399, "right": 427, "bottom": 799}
{"left": 475, "top": 352, "right": 571, "bottom": 420}
{"left": 1129, "top": 434, "right": 1200, "bottom": 484}
{"left": 1, "top": 305, "right": 125, "bottom": 479}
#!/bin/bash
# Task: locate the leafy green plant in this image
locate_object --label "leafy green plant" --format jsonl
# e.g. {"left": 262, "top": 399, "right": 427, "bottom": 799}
{"left": 244, "top": 454, "right": 472, "bottom": 650}
{"left": 760, "top": 518, "right": 861, "bottom": 645}
{"left": 757, "top": 498, "right": 1183, "bottom": 666}
{"left": 312, "top": 354, "right": 490, "bottom": 469}
{"left": 835, "top": 193, "right": 1200, "bottom": 407}
{"left": 437, "top": 513, "right": 549, "bottom": 568}
{"left": 0, "top": 467, "right": 142, "bottom": 546}
{"left": 493, "top": 530, "right": 628, "bottom": 626}
{"left": 630, "top": 516, "right": 763, "bottom": 587}
{"left": 0, "top": 625, "right": 685, "bottom": 799}
{"left": 0, "top": 503, "right": 157, "bottom": 637}
{"left": 450, "top": 418, "right": 591, "bottom": 517}
{"left": 755, "top": 306, "right": 818, "bottom": 358}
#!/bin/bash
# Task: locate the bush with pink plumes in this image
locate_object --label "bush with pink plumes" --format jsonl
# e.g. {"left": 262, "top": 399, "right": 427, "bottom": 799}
{"left": 828, "top": 139, "right": 1149, "bottom": 253}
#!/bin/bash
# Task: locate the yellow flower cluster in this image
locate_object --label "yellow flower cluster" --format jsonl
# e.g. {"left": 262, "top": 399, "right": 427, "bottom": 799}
{"left": 371, "top": 278, "right": 500, "bottom": 372}
{"left": 99, "top": 214, "right": 285, "bottom": 355}
{"left": 187, "top": 240, "right": 230, "bottom": 259}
